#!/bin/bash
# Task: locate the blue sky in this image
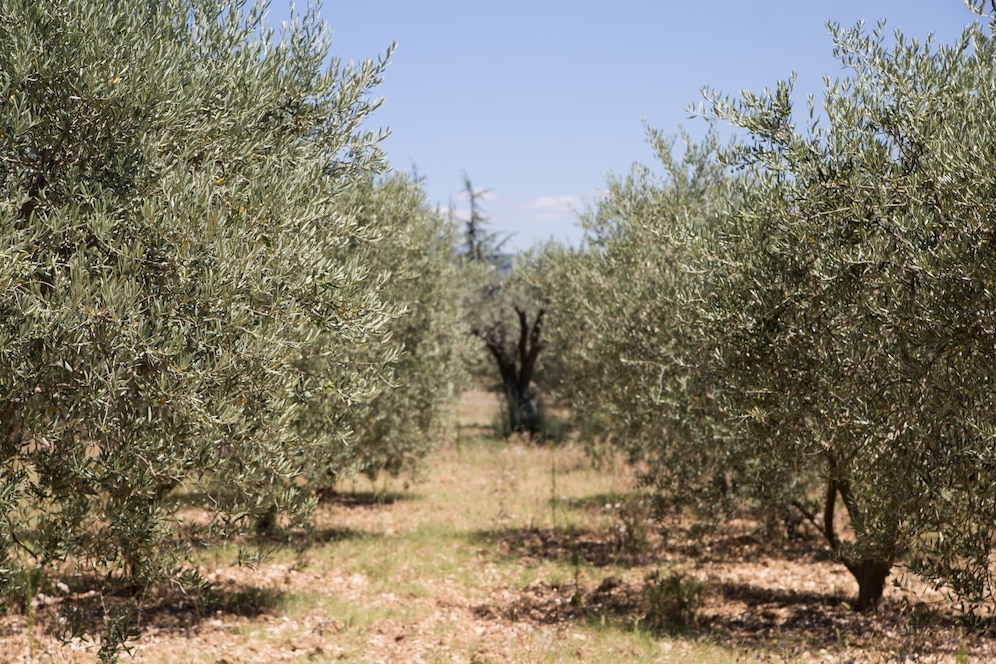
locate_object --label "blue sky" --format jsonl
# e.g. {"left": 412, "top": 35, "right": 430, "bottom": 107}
{"left": 270, "top": 1, "right": 979, "bottom": 248}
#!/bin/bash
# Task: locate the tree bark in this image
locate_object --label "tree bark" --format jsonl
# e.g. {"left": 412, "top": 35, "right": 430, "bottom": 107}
{"left": 819, "top": 460, "right": 894, "bottom": 611}
{"left": 844, "top": 557, "right": 892, "bottom": 610}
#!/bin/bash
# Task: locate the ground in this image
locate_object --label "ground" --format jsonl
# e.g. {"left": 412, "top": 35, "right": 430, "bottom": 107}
{"left": 0, "top": 390, "right": 990, "bottom": 663}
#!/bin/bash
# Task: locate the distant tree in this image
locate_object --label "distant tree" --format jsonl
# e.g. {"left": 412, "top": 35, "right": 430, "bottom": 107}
{"left": 473, "top": 290, "right": 547, "bottom": 436}
{"left": 459, "top": 172, "right": 506, "bottom": 263}
{"left": 0, "top": 0, "right": 396, "bottom": 656}
{"left": 456, "top": 177, "right": 547, "bottom": 436}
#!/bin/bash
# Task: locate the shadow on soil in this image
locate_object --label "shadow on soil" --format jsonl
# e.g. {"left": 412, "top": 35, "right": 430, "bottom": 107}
{"left": 472, "top": 521, "right": 995, "bottom": 659}
{"left": 250, "top": 524, "right": 373, "bottom": 550}
{"left": 23, "top": 574, "right": 286, "bottom": 643}
{"left": 696, "top": 582, "right": 995, "bottom": 659}
{"left": 173, "top": 488, "right": 417, "bottom": 515}
{"left": 476, "top": 573, "right": 993, "bottom": 660}
{"left": 472, "top": 525, "right": 654, "bottom": 568}
{"left": 669, "top": 528, "right": 834, "bottom": 565}
{"left": 473, "top": 574, "right": 643, "bottom": 626}
{"left": 239, "top": 487, "right": 420, "bottom": 548}
{"left": 316, "top": 488, "right": 417, "bottom": 508}
{"left": 473, "top": 514, "right": 831, "bottom": 571}
{"left": 562, "top": 492, "right": 644, "bottom": 512}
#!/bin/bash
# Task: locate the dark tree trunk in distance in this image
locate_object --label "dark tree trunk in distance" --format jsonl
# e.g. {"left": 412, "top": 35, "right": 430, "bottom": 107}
{"left": 845, "top": 558, "right": 892, "bottom": 611}
{"left": 475, "top": 307, "right": 545, "bottom": 436}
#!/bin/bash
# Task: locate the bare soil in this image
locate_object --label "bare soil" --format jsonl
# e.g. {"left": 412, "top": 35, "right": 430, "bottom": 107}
{"left": 0, "top": 390, "right": 992, "bottom": 663}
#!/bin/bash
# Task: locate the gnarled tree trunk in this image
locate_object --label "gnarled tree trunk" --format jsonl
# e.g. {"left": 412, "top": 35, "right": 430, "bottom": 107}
{"left": 844, "top": 557, "right": 892, "bottom": 610}
{"left": 476, "top": 307, "right": 545, "bottom": 435}
{"left": 794, "top": 468, "right": 895, "bottom": 611}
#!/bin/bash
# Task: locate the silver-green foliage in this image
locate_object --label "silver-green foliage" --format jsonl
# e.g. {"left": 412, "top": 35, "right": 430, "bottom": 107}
{"left": 703, "top": 19, "right": 996, "bottom": 609}
{"left": 0, "top": 0, "right": 395, "bottom": 650}
{"left": 302, "top": 173, "right": 467, "bottom": 484}
{"left": 545, "top": 18, "right": 996, "bottom": 611}
{"left": 540, "top": 130, "right": 741, "bottom": 495}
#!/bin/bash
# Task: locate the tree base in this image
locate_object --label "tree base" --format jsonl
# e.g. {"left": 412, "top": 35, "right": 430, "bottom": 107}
{"left": 846, "top": 558, "right": 891, "bottom": 611}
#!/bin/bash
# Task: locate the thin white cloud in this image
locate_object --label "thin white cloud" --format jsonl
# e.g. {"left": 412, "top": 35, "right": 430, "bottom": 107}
{"left": 524, "top": 195, "right": 583, "bottom": 221}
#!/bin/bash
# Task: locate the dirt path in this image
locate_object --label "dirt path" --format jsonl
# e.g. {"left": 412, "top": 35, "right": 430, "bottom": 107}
{"left": 1, "top": 391, "right": 992, "bottom": 663}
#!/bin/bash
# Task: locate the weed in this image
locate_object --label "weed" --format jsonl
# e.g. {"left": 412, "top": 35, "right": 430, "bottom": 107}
{"left": 603, "top": 496, "right": 650, "bottom": 558}
{"left": 566, "top": 523, "right": 584, "bottom": 610}
{"left": 903, "top": 599, "right": 942, "bottom": 635}
{"left": 491, "top": 407, "right": 514, "bottom": 440}
{"left": 0, "top": 563, "right": 47, "bottom": 658}
{"left": 956, "top": 629, "right": 970, "bottom": 664}
{"left": 490, "top": 445, "right": 520, "bottom": 529}
{"left": 535, "top": 402, "right": 568, "bottom": 443}
{"left": 550, "top": 452, "right": 558, "bottom": 528}
{"left": 23, "top": 566, "right": 39, "bottom": 658}
{"left": 642, "top": 569, "right": 702, "bottom": 633}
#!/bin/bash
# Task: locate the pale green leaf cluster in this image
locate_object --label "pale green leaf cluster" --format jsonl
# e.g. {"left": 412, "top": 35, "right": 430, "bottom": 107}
{"left": 297, "top": 173, "right": 468, "bottom": 485}
{"left": 539, "top": 130, "right": 748, "bottom": 505}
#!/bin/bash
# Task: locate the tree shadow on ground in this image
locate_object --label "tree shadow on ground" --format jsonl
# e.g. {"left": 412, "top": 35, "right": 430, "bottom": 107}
{"left": 250, "top": 524, "right": 372, "bottom": 551}
{"left": 23, "top": 574, "right": 286, "bottom": 644}
{"left": 474, "top": 569, "right": 993, "bottom": 660}
{"left": 171, "top": 488, "right": 417, "bottom": 515}
{"left": 563, "top": 492, "right": 644, "bottom": 513}
{"left": 697, "top": 580, "right": 996, "bottom": 659}
{"left": 472, "top": 519, "right": 995, "bottom": 660}
{"left": 472, "top": 525, "right": 654, "bottom": 568}
{"left": 316, "top": 488, "right": 417, "bottom": 508}
{"left": 668, "top": 527, "right": 834, "bottom": 565}
{"left": 473, "top": 574, "right": 643, "bottom": 626}
{"left": 474, "top": 515, "right": 832, "bottom": 571}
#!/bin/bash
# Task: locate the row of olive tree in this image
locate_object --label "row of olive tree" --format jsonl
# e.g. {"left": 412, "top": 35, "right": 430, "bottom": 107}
{"left": 0, "top": 0, "right": 464, "bottom": 657}
{"left": 542, "top": 16, "right": 996, "bottom": 611}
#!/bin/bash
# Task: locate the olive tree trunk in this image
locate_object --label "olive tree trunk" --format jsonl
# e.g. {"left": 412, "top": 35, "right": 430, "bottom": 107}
{"left": 477, "top": 307, "right": 545, "bottom": 435}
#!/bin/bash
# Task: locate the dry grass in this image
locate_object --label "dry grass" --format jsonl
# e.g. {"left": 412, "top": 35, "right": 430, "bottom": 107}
{"left": 0, "top": 390, "right": 992, "bottom": 662}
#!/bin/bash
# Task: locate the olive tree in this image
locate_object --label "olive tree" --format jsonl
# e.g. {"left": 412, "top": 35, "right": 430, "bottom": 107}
{"left": 700, "top": 18, "right": 996, "bottom": 609}
{"left": 539, "top": 130, "right": 745, "bottom": 498}
{"left": 545, "top": 17, "right": 996, "bottom": 612}
{"left": 298, "top": 173, "right": 468, "bottom": 488}
{"left": 0, "top": 0, "right": 396, "bottom": 654}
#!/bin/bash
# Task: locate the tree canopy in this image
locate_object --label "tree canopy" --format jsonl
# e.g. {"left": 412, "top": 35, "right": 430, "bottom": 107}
{"left": 0, "top": 0, "right": 455, "bottom": 655}
{"left": 543, "top": 17, "right": 996, "bottom": 610}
